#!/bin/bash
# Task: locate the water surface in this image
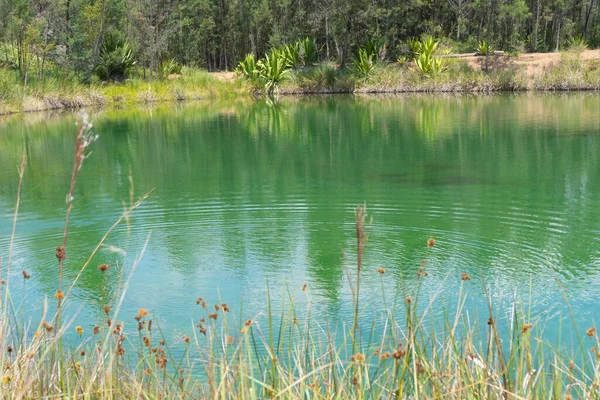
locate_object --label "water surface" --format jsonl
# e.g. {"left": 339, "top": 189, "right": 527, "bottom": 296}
{"left": 1, "top": 94, "right": 600, "bottom": 349}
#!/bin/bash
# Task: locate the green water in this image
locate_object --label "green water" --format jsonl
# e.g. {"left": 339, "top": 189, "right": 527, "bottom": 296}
{"left": 1, "top": 94, "right": 600, "bottom": 348}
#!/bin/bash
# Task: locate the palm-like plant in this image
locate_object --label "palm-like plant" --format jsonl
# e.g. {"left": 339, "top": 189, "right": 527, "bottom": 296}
{"left": 568, "top": 36, "right": 588, "bottom": 52}
{"left": 410, "top": 36, "right": 446, "bottom": 78}
{"left": 95, "top": 34, "right": 136, "bottom": 81}
{"left": 282, "top": 42, "right": 301, "bottom": 69}
{"left": 235, "top": 53, "right": 260, "bottom": 81}
{"left": 257, "top": 49, "right": 291, "bottom": 94}
{"left": 476, "top": 40, "right": 493, "bottom": 56}
{"left": 158, "top": 58, "right": 182, "bottom": 78}
{"left": 353, "top": 48, "right": 375, "bottom": 78}
{"left": 300, "top": 37, "right": 318, "bottom": 66}
{"left": 414, "top": 52, "right": 447, "bottom": 78}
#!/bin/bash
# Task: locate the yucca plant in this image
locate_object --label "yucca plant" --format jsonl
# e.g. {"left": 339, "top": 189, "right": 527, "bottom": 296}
{"left": 476, "top": 40, "right": 493, "bottom": 56}
{"left": 95, "top": 34, "right": 136, "bottom": 81}
{"left": 568, "top": 36, "right": 589, "bottom": 52}
{"left": 257, "top": 49, "right": 291, "bottom": 94}
{"left": 414, "top": 52, "right": 447, "bottom": 78}
{"left": 158, "top": 58, "right": 182, "bottom": 78}
{"left": 235, "top": 53, "right": 260, "bottom": 81}
{"left": 300, "top": 37, "right": 318, "bottom": 66}
{"left": 353, "top": 48, "right": 375, "bottom": 78}
{"left": 409, "top": 37, "right": 423, "bottom": 55}
{"left": 410, "top": 36, "right": 446, "bottom": 78}
{"left": 282, "top": 42, "right": 301, "bottom": 69}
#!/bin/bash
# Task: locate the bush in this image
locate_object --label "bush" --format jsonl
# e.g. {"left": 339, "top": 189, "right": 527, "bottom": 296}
{"left": 257, "top": 49, "right": 291, "bottom": 94}
{"left": 476, "top": 40, "right": 493, "bottom": 56}
{"left": 353, "top": 48, "right": 375, "bottom": 78}
{"left": 300, "top": 37, "right": 318, "bottom": 66}
{"left": 158, "top": 58, "right": 182, "bottom": 78}
{"left": 95, "top": 34, "right": 136, "bottom": 81}
{"left": 410, "top": 36, "right": 447, "bottom": 78}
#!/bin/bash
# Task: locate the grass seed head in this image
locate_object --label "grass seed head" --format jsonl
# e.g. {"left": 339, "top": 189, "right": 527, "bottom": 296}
{"left": 55, "top": 246, "right": 66, "bottom": 262}
{"left": 587, "top": 327, "right": 597, "bottom": 337}
{"left": 521, "top": 323, "right": 533, "bottom": 334}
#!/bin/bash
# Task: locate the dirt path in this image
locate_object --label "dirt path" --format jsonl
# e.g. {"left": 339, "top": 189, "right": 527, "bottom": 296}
{"left": 212, "top": 71, "right": 237, "bottom": 82}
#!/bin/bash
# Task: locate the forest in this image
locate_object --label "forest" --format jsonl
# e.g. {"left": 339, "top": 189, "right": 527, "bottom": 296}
{"left": 1, "top": 0, "right": 599, "bottom": 83}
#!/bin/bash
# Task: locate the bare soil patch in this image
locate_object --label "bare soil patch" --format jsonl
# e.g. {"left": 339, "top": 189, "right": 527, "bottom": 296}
{"left": 460, "top": 49, "right": 600, "bottom": 77}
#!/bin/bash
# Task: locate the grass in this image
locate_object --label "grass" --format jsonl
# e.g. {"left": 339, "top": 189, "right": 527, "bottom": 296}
{"left": 275, "top": 55, "right": 600, "bottom": 95}
{"left": 278, "top": 60, "right": 530, "bottom": 94}
{"left": 2, "top": 116, "right": 600, "bottom": 399}
{"left": 0, "top": 67, "right": 250, "bottom": 115}
{"left": 533, "top": 52, "right": 600, "bottom": 91}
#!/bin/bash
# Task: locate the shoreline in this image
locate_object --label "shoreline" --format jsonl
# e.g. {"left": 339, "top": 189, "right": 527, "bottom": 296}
{"left": 2, "top": 83, "right": 600, "bottom": 119}
{"left": 1, "top": 49, "right": 599, "bottom": 116}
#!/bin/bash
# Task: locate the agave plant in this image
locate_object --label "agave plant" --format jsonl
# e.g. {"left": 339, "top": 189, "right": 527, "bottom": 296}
{"left": 409, "top": 36, "right": 446, "bottom": 78}
{"left": 158, "top": 58, "right": 182, "bottom": 78}
{"left": 414, "top": 52, "right": 447, "bottom": 78}
{"left": 257, "top": 49, "right": 291, "bottom": 94}
{"left": 568, "top": 36, "right": 588, "bottom": 52}
{"left": 476, "top": 40, "right": 493, "bottom": 56}
{"left": 353, "top": 48, "right": 375, "bottom": 78}
{"left": 282, "top": 42, "right": 301, "bottom": 69}
{"left": 95, "top": 34, "right": 136, "bottom": 81}
{"left": 300, "top": 37, "right": 318, "bottom": 66}
{"left": 235, "top": 53, "right": 260, "bottom": 81}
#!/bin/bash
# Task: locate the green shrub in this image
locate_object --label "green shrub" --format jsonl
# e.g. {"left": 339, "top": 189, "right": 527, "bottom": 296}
{"left": 257, "top": 49, "right": 291, "bottom": 94}
{"left": 158, "top": 58, "right": 182, "bottom": 78}
{"left": 300, "top": 37, "right": 318, "bottom": 66}
{"left": 95, "top": 34, "right": 136, "bottom": 81}
{"left": 476, "top": 40, "right": 493, "bottom": 56}
{"left": 282, "top": 42, "right": 301, "bottom": 69}
{"left": 235, "top": 53, "right": 260, "bottom": 81}
{"left": 410, "top": 36, "right": 447, "bottom": 78}
{"left": 567, "top": 36, "right": 589, "bottom": 52}
{"left": 353, "top": 48, "right": 375, "bottom": 78}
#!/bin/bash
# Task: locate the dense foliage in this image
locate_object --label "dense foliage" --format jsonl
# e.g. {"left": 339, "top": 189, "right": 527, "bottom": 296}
{"left": 0, "top": 0, "right": 599, "bottom": 83}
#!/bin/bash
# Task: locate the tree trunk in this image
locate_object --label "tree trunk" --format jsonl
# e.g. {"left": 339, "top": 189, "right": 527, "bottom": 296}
{"left": 584, "top": 0, "right": 596, "bottom": 39}
{"left": 555, "top": 17, "right": 561, "bottom": 52}
{"left": 531, "top": 0, "right": 540, "bottom": 51}
{"left": 340, "top": 17, "right": 351, "bottom": 68}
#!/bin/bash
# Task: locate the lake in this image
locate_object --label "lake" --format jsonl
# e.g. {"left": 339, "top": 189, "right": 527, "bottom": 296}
{"left": 1, "top": 94, "right": 600, "bottom": 354}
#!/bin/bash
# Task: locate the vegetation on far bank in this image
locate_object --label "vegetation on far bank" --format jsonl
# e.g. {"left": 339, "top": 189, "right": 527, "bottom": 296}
{"left": 2, "top": 0, "right": 600, "bottom": 115}
{"left": 2, "top": 116, "right": 600, "bottom": 399}
{"left": 237, "top": 36, "right": 600, "bottom": 95}
{"left": 0, "top": 66, "right": 250, "bottom": 115}
{"left": 1, "top": 48, "right": 600, "bottom": 116}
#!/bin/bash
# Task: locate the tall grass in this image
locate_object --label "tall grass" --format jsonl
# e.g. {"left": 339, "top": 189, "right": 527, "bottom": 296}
{"left": 533, "top": 53, "right": 600, "bottom": 90}
{"left": 1, "top": 120, "right": 600, "bottom": 399}
{"left": 0, "top": 68, "right": 250, "bottom": 115}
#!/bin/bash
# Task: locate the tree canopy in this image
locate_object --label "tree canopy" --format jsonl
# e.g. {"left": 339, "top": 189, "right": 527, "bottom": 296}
{"left": 0, "top": 0, "right": 599, "bottom": 80}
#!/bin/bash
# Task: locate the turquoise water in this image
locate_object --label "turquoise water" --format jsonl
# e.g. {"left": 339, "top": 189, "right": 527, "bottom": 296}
{"left": 1, "top": 94, "right": 600, "bottom": 352}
